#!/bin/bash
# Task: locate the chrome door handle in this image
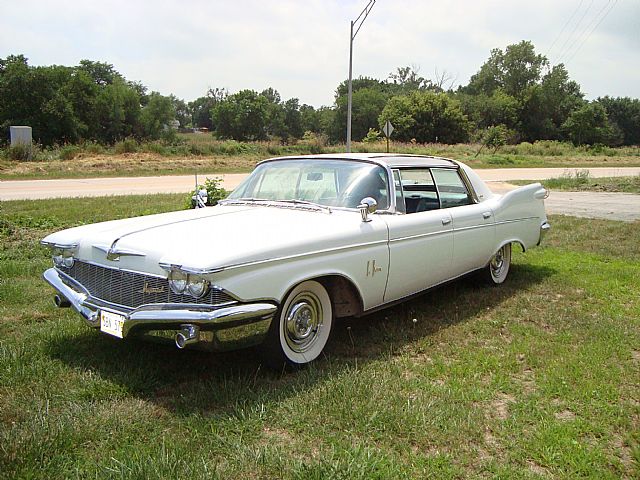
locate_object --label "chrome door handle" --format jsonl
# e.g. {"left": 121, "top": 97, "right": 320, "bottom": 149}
{"left": 441, "top": 217, "right": 451, "bottom": 225}
{"left": 482, "top": 211, "right": 492, "bottom": 219}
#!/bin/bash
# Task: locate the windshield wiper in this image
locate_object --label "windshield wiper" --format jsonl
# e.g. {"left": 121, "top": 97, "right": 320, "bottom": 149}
{"left": 275, "top": 199, "right": 332, "bottom": 213}
{"left": 219, "top": 197, "right": 270, "bottom": 205}
{"left": 220, "top": 197, "right": 331, "bottom": 213}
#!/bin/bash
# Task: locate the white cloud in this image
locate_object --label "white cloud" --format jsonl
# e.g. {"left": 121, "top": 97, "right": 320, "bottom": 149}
{"left": 0, "top": 0, "right": 637, "bottom": 105}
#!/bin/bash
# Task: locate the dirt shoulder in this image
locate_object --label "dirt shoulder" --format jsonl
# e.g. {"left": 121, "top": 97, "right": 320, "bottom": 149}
{"left": 2, "top": 151, "right": 640, "bottom": 180}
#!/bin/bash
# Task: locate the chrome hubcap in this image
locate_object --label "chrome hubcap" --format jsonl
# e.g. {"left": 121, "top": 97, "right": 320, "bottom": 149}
{"left": 491, "top": 247, "right": 505, "bottom": 277}
{"left": 285, "top": 294, "right": 322, "bottom": 353}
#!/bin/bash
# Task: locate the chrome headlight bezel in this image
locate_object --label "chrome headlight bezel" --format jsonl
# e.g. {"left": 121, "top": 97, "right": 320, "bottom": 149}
{"left": 166, "top": 267, "right": 210, "bottom": 299}
{"left": 45, "top": 243, "right": 77, "bottom": 268}
{"left": 168, "top": 270, "right": 188, "bottom": 295}
{"left": 186, "top": 276, "right": 210, "bottom": 299}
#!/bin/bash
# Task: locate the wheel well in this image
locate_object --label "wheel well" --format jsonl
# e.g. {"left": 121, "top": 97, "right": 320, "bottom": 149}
{"left": 316, "top": 275, "right": 363, "bottom": 318}
{"left": 497, "top": 240, "right": 525, "bottom": 253}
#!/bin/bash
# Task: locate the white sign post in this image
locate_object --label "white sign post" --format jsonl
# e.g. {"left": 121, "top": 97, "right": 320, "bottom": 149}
{"left": 382, "top": 120, "right": 394, "bottom": 153}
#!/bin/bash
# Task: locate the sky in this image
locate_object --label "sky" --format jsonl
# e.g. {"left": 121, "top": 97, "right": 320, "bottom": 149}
{"left": 1, "top": 0, "right": 638, "bottom": 107}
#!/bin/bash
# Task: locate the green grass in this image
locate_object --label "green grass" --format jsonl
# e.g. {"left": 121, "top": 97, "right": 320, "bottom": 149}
{"left": 1, "top": 137, "right": 639, "bottom": 180}
{"left": 1, "top": 197, "right": 639, "bottom": 478}
{"left": 512, "top": 171, "right": 640, "bottom": 194}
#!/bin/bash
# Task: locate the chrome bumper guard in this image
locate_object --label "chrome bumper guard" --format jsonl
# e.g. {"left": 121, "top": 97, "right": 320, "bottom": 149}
{"left": 538, "top": 221, "right": 551, "bottom": 245}
{"left": 43, "top": 268, "right": 277, "bottom": 351}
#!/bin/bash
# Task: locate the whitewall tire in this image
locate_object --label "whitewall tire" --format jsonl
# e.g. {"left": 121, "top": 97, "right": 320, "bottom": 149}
{"left": 485, "top": 243, "right": 512, "bottom": 285}
{"left": 263, "top": 280, "right": 333, "bottom": 368}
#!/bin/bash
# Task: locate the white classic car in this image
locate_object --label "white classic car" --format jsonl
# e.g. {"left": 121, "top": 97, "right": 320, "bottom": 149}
{"left": 42, "top": 154, "right": 549, "bottom": 367}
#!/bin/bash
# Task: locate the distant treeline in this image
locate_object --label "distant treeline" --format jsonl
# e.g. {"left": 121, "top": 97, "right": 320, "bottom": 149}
{"left": 1, "top": 41, "right": 639, "bottom": 148}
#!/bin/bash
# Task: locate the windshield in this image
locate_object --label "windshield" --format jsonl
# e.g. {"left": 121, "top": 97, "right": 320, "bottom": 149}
{"left": 227, "top": 159, "right": 390, "bottom": 210}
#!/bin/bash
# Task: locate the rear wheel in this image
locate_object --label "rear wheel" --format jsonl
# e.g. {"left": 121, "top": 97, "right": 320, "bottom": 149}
{"left": 262, "top": 280, "right": 333, "bottom": 369}
{"left": 484, "top": 243, "right": 511, "bottom": 285}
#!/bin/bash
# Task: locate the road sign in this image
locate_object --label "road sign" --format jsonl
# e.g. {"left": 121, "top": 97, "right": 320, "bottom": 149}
{"left": 382, "top": 120, "right": 394, "bottom": 138}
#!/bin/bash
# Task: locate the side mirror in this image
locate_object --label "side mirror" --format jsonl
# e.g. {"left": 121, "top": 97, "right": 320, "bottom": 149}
{"left": 193, "top": 188, "right": 208, "bottom": 208}
{"left": 357, "top": 197, "right": 377, "bottom": 222}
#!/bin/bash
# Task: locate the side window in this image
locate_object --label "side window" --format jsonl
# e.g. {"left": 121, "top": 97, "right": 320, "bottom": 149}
{"left": 431, "top": 168, "right": 473, "bottom": 208}
{"left": 392, "top": 170, "right": 406, "bottom": 214}
{"left": 397, "top": 169, "right": 440, "bottom": 214}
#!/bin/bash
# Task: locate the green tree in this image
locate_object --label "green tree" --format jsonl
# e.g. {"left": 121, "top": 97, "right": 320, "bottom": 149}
{"left": 282, "top": 97, "right": 303, "bottom": 140}
{"left": 93, "top": 77, "right": 141, "bottom": 143}
{"left": 169, "top": 95, "right": 190, "bottom": 129}
{"left": 379, "top": 91, "right": 469, "bottom": 143}
{"left": 300, "top": 104, "right": 321, "bottom": 133}
{"left": 140, "top": 92, "right": 176, "bottom": 139}
{"left": 332, "top": 86, "right": 388, "bottom": 143}
{"left": 561, "top": 103, "right": 620, "bottom": 146}
{"left": 189, "top": 88, "right": 227, "bottom": 130}
{"left": 464, "top": 40, "right": 548, "bottom": 98}
{"left": 211, "top": 89, "right": 269, "bottom": 140}
{"left": 458, "top": 90, "right": 519, "bottom": 132}
{"left": 519, "top": 64, "right": 584, "bottom": 141}
{"left": 596, "top": 96, "right": 640, "bottom": 145}
{"left": 77, "top": 60, "right": 121, "bottom": 86}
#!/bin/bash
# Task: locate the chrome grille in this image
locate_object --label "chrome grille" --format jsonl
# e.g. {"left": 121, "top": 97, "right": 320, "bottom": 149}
{"left": 60, "top": 261, "right": 236, "bottom": 308}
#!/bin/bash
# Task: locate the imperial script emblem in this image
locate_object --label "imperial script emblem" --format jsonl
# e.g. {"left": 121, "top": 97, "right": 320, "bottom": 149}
{"left": 139, "top": 282, "right": 165, "bottom": 294}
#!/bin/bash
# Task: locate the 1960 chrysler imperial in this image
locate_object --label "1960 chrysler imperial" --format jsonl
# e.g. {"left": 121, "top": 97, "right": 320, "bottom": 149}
{"left": 42, "top": 154, "right": 549, "bottom": 367}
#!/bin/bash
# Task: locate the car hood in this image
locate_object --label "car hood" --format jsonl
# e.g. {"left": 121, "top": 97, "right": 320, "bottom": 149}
{"left": 43, "top": 205, "right": 387, "bottom": 276}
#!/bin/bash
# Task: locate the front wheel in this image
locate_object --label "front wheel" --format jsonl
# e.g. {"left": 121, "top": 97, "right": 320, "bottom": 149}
{"left": 483, "top": 243, "right": 512, "bottom": 285}
{"left": 262, "top": 280, "right": 333, "bottom": 369}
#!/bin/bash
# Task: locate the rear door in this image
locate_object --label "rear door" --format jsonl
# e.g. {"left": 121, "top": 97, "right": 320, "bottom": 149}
{"left": 431, "top": 168, "right": 495, "bottom": 277}
{"left": 383, "top": 169, "right": 453, "bottom": 303}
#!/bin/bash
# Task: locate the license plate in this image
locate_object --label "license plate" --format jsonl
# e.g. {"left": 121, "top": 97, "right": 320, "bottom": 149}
{"left": 100, "top": 310, "right": 125, "bottom": 338}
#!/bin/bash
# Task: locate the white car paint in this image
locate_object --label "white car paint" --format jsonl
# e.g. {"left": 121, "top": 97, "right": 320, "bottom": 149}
{"left": 41, "top": 154, "right": 549, "bottom": 363}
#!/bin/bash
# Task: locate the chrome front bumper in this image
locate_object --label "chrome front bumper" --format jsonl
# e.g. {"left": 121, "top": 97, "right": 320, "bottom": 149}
{"left": 43, "top": 268, "right": 277, "bottom": 351}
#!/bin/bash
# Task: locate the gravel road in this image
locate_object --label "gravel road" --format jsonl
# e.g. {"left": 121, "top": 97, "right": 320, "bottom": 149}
{"left": 2, "top": 167, "right": 639, "bottom": 222}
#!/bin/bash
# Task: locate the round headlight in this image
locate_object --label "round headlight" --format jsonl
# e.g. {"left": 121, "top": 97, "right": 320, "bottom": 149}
{"left": 168, "top": 270, "right": 187, "bottom": 294}
{"left": 62, "top": 255, "right": 75, "bottom": 268}
{"left": 187, "top": 277, "right": 210, "bottom": 299}
{"left": 52, "top": 248, "right": 64, "bottom": 267}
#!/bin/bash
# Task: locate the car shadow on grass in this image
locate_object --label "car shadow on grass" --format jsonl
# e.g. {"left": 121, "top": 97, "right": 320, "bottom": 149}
{"left": 45, "top": 262, "right": 554, "bottom": 417}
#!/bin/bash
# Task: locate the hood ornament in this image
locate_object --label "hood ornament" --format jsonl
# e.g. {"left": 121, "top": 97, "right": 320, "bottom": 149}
{"left": 93, "top": 243, "right": 146, "bottom": 261}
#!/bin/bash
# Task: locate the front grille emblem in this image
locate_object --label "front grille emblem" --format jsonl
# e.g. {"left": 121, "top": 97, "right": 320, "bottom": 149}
{"left": 138, "top": 282, "right": 165, "bottom": 294}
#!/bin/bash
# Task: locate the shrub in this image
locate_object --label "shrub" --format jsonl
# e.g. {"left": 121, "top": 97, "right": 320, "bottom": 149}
{"left": 299, "top": 131, "right": 327, "bottom": 154}
{"left": 186, "top": 177, "right": 228, "bottom": 209}
{"left": 363, "top": 128, "right": 382, "bottom": 143}
{"left": 114, "top": 138, "right": 138, "bottom": 154}
{"left": 143, "top": 142, "right": 169, "bottom": 155}
{"left": 58, "top": 145, "right": 82, "bottom": 160}
{"left": 84, "top": 142, "right": 105, "bottom": 154}
{"left": 6, "top": 143, "right": 38, "bottom": 161}
{"left": 266, "top": 144, "right": 282, "bottom": 156}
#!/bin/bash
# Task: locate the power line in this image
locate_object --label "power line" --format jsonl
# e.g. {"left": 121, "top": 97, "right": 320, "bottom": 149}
{"left": 545, "top": 0, "right": 585, "bottom": 58}
{"left": 554, "top": 0, "right": 595, "bottom": 63}
{"left": 563, "top": 0, "right": 620, "bottom": 64}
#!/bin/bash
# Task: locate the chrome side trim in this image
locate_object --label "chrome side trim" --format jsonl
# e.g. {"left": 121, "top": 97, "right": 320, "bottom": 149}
{"left": 452, "top": 223, "right": 495, "bottom": 233}
{"left": 494, "top": 216, "right": 539, "bottom": 226}
{"left": 389, "top": 229, "right": 451, "bottom": 243}
{"left": 175, "top": 238, "right": 390, "bottom": 274}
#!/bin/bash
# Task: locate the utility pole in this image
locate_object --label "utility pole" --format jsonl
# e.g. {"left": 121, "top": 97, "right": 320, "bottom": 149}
{"left": 346, "top": 0, "right": 376, "bottom": 153}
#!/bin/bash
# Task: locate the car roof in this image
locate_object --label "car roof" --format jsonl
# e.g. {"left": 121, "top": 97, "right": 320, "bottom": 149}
{"left": 260, "top": 153, "right": 459, "bottom": 169}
